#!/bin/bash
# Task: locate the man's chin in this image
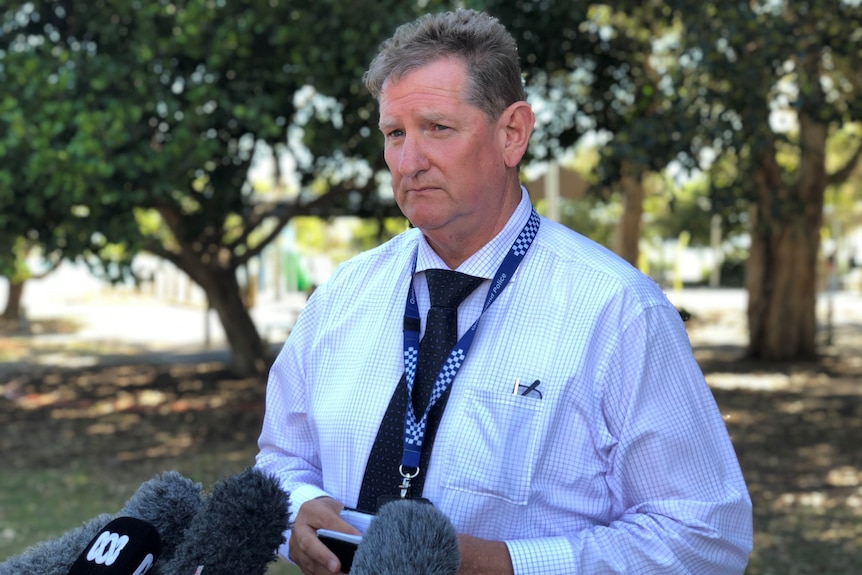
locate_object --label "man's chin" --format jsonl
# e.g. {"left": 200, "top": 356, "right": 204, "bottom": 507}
{"left": 400, "top": 202, "right": 448, "bottom": 231}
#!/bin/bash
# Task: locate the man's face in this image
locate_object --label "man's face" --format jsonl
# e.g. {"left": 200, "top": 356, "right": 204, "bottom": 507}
{"left": 378, "top": 58, "right": 515, "bottom": 260}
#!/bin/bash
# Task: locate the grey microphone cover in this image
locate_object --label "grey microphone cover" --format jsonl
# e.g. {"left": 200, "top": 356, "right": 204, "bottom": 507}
{"left": 350, "top": 500, "right": 460, "bottom": 575}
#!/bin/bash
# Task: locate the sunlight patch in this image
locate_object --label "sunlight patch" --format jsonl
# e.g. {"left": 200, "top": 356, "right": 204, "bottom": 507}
{"left": 706, "top": 372, "right": 790, "bottom": 391}
{"left": 826, "top": 466, "right": 862, "bottom": 487}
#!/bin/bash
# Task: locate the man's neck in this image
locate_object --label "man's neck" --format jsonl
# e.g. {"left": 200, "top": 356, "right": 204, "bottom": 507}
{"left": 421, "top": 188, "right": 523, "bottom": 269}
{"left": 423, "top": 233, "right": 490, "bottom": 270}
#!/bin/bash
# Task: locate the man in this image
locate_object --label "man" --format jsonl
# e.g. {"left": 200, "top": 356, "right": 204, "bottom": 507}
{"left": 257, "top": 9, "right": 752, "bottom": 575}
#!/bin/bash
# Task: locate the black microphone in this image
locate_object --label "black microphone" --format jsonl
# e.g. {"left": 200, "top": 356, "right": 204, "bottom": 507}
{"left": 350, "top": 499, "right": 460, "bottom": 575}
{"left": 0, "top": 471, "right": 203, "bottom": 575}
{"left": 157, "top": 467, "right": 290, "bottom": 575}
{"left": 65, "top": 517, "right": 161, "bottom": 575}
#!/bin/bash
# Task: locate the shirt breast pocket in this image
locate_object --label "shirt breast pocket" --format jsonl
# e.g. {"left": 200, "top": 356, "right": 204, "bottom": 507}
{"left": 441, "top": 388, "right": 545, "bottom": 506}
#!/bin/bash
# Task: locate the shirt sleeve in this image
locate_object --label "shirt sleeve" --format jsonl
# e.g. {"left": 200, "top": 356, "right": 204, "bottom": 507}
{"left": 255, "top": 295, "right": 332, "bottom": 560}
{"left": 510, "top": 303, "right": 752, "bottom": 574}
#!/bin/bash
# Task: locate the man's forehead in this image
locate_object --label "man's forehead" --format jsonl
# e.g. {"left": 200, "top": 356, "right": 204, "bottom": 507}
{"left": 378, "top": 66, "right": 471, "bottom": 124}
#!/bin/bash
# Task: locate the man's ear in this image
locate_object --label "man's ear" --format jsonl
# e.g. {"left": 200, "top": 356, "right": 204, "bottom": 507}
{"left": 500, "top": 101, "right": 535, "bottom": 168}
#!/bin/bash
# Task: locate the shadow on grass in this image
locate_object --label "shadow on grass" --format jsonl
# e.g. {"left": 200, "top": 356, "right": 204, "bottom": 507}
{"left": 692, "top": 341, "right": 862, "bottom": 575}
{"left": 0, "top": 358, "right": 302, "bottom": 572}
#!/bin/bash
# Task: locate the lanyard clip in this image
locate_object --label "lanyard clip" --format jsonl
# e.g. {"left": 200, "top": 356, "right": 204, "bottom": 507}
{"left": 398, "top": 465, "right": 420, "bottom": 498}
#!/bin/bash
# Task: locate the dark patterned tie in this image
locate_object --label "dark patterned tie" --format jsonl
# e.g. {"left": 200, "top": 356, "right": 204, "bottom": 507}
{"left": 356, "top": 269, "right": 483, "bottom": 512}
{"left": 412, "top": 269, "right": 485, "bottom": 414}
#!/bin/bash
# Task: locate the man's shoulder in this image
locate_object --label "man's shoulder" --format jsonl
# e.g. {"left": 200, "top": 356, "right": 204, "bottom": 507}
{"left": 534, "top": 218, "right": 642, "bottom": 279}
{"left": 532, "top": 217, "right": 669, "bottom": 309}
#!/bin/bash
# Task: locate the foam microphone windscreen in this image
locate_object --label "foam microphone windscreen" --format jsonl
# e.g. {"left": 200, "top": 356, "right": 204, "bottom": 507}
{"left": 0, "top": 471, "right": 203, "bottom": 575}
{"left": 157, "top": 467, "right": 290, "bottom": 575}
{"left": 350, "top": 500, "right": 460, "bottom": 575}
{"left": 65, "top": 517, "right": 161, "bottom": 575}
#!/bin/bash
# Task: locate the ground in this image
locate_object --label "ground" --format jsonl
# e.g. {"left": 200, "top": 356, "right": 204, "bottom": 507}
{"left": 1, "top": 289, "right": 861, "bottom": 573}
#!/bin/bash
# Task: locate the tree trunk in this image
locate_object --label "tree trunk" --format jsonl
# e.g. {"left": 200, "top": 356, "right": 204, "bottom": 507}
{"left": 615, "top": 165, "right": 645, "bottom": 268}
{"left": 202, "top": 266, "right": 272, "bottom": 377}
{"left": 746, "top": 114, "right": 826, "bottom": 360}
{"left": 174, "top": 251, "right": 272, "bottom": 377}
{"left": 2, "top": 279, "right": 24, "bottom": 321}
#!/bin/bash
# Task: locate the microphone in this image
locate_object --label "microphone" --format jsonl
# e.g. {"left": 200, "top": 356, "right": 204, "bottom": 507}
{"left": 350, "top": 500, "right": 460, "bottom": 575}
{"left": 0, "top": 471, "right": 203, "bottom": 575}
{"left": 157, "top": 467, "right": 290, "bottom": 575}
{"left": 66, "top": 517, "right": 161, "bottom": 575}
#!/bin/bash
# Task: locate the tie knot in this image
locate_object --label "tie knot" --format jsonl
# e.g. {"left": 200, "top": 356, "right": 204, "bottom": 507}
{"left": 425, "top": 269, "right": 484, "bottom": 309}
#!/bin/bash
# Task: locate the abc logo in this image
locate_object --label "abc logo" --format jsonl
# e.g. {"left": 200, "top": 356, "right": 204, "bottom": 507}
{"left": 87, "top": 531, "right": 130, "bottom": 566}
{"left": 85, "top": 530, "right": 154, "bottom": 574}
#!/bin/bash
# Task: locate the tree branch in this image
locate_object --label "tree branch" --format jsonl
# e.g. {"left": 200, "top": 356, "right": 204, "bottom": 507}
{"left": 232, "top": 180, "right": 367, "bottom": 267}
{"left": 826, "top": 141, "right": 862, "bottom": 187}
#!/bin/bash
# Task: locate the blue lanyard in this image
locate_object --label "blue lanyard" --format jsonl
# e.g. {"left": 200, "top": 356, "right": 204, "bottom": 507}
{"left": 400, "top": 209, "right": 541, "bottom": 472}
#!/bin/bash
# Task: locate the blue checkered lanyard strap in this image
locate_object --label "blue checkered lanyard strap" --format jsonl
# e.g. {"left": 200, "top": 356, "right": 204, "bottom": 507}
{"left": 398, "top": 209, "right": 541, "bottom": 497}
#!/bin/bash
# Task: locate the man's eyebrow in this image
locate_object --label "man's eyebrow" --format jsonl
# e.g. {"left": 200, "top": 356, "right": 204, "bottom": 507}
{"left": 378, "top": 119, "right": 399, "bottom": 132}
{"left": 379, "top": 112, "right": 451, "bottom": 131}
{"left": 423, "top": 111, "right": 450, "bottom": 124}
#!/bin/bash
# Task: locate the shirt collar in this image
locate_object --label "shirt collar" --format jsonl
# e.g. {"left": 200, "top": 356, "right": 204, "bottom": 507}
{"left": 416, "top": 187, "right": 533, "bottom": 280}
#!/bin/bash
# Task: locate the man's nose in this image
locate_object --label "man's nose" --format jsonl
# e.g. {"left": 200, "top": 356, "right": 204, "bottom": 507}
{"left": 397, "top": 134, "right": 429, "bottom": 177}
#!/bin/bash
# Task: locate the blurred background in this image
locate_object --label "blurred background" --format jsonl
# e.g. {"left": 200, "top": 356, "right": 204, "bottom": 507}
{"left": 1, "top": 1, "right": 861, "bottom": 573}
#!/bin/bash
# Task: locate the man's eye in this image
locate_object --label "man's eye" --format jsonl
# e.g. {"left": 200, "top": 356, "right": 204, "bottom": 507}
{"left": 433, "top": 124, "right": 450, "bottom": 131}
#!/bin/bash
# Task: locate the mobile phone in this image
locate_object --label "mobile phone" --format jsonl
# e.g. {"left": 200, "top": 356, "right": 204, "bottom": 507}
{"left": 339, "top": 508, "right": 374, "bottom": 533}
{"left": 317, "top": 529, "right": 362, "bottom": 573}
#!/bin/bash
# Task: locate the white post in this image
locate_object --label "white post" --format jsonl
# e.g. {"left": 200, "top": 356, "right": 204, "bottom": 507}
{"left": 545, "top": 162, "right": 560, "bottom": 223}
{"left": 710, "top": 213, "right": 723, "bottom": 288}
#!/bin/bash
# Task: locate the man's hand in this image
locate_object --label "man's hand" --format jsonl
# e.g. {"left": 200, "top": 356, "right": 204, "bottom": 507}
{"left": 290, "top": 497, "right": 361, "bottom": 574}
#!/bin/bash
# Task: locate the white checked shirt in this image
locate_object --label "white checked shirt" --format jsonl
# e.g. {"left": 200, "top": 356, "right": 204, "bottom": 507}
{"left": 257, "top": 189, "right": 753, "bottom": 574}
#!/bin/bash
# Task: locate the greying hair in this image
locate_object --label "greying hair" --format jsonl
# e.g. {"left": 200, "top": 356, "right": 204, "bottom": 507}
{"left": 364, "top": 9, "right": 526, "bottom": 120}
